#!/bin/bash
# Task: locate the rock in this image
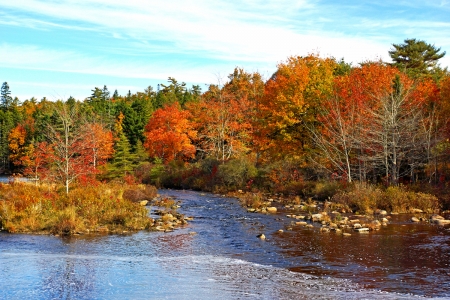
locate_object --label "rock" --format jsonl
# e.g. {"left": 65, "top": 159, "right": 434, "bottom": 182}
{"left": 411, "top": 208, "right": 423, "bottom": 213}
{"left": 247, "top": 208, "right": 256, "bottom": 213}
{"left": 266, "top": 207, "right": 277, "bottom": 213}
{"left": 353, "top": 223, "right": 362, "bottom": 229}
{"left": 278, "top": 229, "right": 284, "bottom": 233}
{"left": 257, "top": 234, "right": 266, "bottom": 240}
{"left": 355, "top": 227, "right": 370, "bottom": 232}
{"left": 343, "top": 233, "right": 352, "bottom": 236}
{"left": 295, "top": 215, "right": 306, "bottom": 219}
{"left": 320, "top": 227, "right": 330, "bottom": 233}
{"left": 295, "top": 221, "right": 307, "bottom": 226}
{"left": 435, "top": 219, "right": 450, "bottom": 226}
{"left": 431, "top": 215, "right": 445, "bottom": 221}
{"left": 375, "top": 209, "right": 387, "bottom": 215}
{"left": 139, "top": 200, "right": 149, "bottom": 206}
{"left": 311, "top": 213, "right": 323, "bottom": 222}
{"left": 411, "top": 217, "right": 420, "bottom": 222}
{"left": 155, "top": 226, "right": 165, "bottom": 231}
{"left": 381, "top": 218, "right": 389, "bottom": 223}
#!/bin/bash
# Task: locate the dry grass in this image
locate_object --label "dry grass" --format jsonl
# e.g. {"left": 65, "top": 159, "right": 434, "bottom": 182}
{"left": 332, "top": 183, "right": 440, "bottom": 214}
{"left": 0, "top": 181, "right": 154, "bottom": 235}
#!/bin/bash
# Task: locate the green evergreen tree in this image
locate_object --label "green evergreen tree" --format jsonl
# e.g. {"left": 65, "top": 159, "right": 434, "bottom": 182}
{"left": 1, "top": 82, "right": 13, "bottom": 111}
{"left": 389, "top": 39, "right": 446, "bottom": 80}
{"left": 106, "top": 133, "right": 136, "bottom": 178}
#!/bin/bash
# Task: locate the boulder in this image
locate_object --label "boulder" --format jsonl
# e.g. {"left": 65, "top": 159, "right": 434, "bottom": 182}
{"left": 257, "top": 234, "right": 266, "bottom": 240}
{"left": 411, "top": 217, "right": 420, "bottom": 222}
{"left": 266, "top": 207, "right": 277, "bottom": 213}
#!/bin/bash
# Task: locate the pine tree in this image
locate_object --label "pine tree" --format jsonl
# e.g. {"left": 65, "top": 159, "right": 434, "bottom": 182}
{"left": 1, "top": 82, "right": 13, "bottom": 111}
{"left": 389, "top": 39, "right": 446, "bottom": 80}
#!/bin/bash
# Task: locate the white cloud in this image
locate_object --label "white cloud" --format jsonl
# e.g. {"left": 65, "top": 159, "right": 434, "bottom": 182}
{"left": 1, "top": 0, "right": 449, "bottom": 101}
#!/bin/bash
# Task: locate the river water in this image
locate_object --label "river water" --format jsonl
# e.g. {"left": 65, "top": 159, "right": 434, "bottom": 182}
{"left": 1, "top": 189, "right": 449, "bottom": 299}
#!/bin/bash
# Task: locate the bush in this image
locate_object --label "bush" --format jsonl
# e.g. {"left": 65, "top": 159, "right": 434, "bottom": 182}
{"left": 217, "top": 157, "right": 258, "bottom": 190}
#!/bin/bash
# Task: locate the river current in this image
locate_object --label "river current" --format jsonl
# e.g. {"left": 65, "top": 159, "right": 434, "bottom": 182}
{"left": 1, "top": 189, "right": 449, "bottom": 299}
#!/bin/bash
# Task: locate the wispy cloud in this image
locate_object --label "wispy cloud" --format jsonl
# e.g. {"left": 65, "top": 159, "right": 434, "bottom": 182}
{"left": 1, "top": 0, "right": 449, "bottom": 99}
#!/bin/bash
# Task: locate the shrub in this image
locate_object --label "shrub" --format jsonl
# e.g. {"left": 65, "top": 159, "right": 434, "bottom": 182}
{"left": 217, "top": 157, "right": 258, "bottom": 190}
{"left": 239, "top": 192, "right": 264, "bottom": 209}
{"left": 50, "top": 206, "right": 85, "bottom": 236}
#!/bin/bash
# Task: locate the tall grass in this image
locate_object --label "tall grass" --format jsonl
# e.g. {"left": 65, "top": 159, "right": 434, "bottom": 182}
{"left": 332, "top": 183, "right": 440, "bottom": 214}
{"left": 0, "top": 181, "right": 153, "bottom": 235}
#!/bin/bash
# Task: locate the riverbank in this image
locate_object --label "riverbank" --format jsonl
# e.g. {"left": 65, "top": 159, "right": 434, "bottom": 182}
{"left": 0, "top": 181, "right": 188, "bottom": 235}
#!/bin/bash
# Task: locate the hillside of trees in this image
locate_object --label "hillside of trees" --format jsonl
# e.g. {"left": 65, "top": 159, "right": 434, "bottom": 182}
{"left": 1, "top": 39, "right": 450, "bottom": 208}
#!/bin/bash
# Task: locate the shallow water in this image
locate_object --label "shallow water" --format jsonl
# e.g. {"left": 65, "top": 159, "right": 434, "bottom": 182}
{"left": 1, "top": 190, "right": 449, "bottom": 299}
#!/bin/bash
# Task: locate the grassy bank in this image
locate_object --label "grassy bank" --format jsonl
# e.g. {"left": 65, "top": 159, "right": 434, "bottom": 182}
{"left": 0, "top": 181, "right": 157, "bottom": 235}
{"left": 233, "top": 182, "right": 441, "bottom": 215}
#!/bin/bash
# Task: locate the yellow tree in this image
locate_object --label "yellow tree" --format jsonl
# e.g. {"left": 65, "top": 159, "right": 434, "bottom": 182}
{"left": 258, "top": 54, "right": 337, "bottom": 160}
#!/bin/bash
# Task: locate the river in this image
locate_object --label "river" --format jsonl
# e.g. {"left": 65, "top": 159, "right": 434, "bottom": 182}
{"left": 0, "top": 189, "right": 449, "bottom": 299}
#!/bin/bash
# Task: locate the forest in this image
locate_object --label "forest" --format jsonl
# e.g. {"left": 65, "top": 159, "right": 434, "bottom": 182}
{"left": 1, "top": 38, "right": 450, "bottom": 216}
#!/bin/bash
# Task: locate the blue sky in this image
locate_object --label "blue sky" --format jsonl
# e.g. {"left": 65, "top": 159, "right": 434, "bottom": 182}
{"left": 1, "top": 0, "right": 450, "bottom": 101}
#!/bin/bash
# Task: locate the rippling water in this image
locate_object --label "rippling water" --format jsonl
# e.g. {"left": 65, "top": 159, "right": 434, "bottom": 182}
{"left": 1, "top": 190, "right": 449, "bottom": 299}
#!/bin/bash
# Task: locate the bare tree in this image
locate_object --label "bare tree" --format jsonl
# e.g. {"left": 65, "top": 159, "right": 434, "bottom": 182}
{"left": 46, "top": 101, "right": 90, "bottom": 194}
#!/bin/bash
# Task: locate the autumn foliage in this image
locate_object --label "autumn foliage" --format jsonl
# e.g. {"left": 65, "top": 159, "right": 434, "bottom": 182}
{"left": 144, "top": 102, "right": 196, "bottom": 164}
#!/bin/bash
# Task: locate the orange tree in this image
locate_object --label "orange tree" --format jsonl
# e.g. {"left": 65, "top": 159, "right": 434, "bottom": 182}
{"left": 144, "top": 102, "right": 196, "bottom": 164}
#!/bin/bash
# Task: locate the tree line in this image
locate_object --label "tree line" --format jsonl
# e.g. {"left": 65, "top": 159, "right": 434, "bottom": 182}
{"left": 1, "top": 39, "right": 450, "bottom": 193}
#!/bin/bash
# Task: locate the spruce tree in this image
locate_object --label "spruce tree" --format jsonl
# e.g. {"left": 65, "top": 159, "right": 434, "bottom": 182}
{"left": 1, "top": 82, "right": 13, "bottom": 111}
